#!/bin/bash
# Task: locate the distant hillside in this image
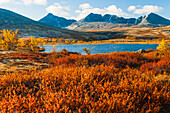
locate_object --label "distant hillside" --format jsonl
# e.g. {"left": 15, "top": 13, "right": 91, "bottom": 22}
{"left": 0, "top": 8, "right": 100, "bottom": 40}
{"left": 67, "top": 13, "right": 170, "bottom": 31}
{"left": 39, "top": 13, "right": 76, "bottom": 27}
{"left": 66, "top": 22, "right": 131, "bottom": 31}
{"left": 112, "top": 25, "right": 170, "bottom": 39}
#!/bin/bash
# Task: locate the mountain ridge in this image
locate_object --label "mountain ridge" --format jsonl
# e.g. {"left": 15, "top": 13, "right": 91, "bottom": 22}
{"left": 67, "top": 12, "right": 170, "bottom": 31}
{"left": 81, "top": 13, "right": 137, "bottom": 24}
{"left": 138, "top": 12, "right": 170, "bottom": 26}
{"left": 0, "top": 8, "right": 170, "bottom": 40}
{"left": 39, "top": 13, "right": 76, "bottom": 28}
{"left": 0, "top": 8, "right": 100, "bottom": 40}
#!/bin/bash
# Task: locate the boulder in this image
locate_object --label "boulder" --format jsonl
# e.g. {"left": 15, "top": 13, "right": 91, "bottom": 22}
{"left": 137, "top": 49, "right": 146, "bottom": 53}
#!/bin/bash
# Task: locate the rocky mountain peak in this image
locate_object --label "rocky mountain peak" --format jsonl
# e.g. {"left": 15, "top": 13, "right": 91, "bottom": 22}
{"left": 82, "top": 13, "right": 104, "bottom": 22}
{"left": 39, "top": 13, "right": 76, "bottom": 27}
{"left": 138, "top": 12, "right": 170, "bottom": 26}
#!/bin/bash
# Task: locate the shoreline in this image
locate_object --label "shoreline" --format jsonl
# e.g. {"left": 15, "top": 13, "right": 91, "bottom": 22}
{"left": 43, "top": 38, "right": 170, "bottom": 45}
{"left": 44, "top": 42, "right": 163, "bottom": 46}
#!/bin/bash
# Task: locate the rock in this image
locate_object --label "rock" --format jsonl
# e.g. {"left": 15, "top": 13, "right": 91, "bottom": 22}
{"left": 137, "top": 49, "right": 146, "bottom": 53}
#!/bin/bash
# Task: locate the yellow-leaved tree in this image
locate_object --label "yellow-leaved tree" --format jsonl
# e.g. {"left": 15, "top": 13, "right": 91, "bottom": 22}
{"left": 0, "top": 29, "right": 46, "bottom": 52}
{"left": 37, "top": 37, "right": 45, "bottom": 48}
{"left": 0, "top": 29, "right": 18, "bottom": 50}
{"left": 157, "top": 39, "right": 169, "bottom": 51}
{"left": 30, "top": 36, "right": 38, "bottom": 52}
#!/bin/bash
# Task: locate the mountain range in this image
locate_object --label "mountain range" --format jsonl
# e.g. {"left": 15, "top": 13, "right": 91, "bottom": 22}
{"left": 39, "top": 12, "right": 170, "bottom": 31}
{"left": 80, "top": 13, "right": 137, "bottom": 24}
{"left": 0, "top": 8, "right": 99, "bottom": 40}
{"left": 67, "top": 13, "right": 170, "bottom": 30}
{"left": 0, "top": 8, "right": 170, "bottom": 39}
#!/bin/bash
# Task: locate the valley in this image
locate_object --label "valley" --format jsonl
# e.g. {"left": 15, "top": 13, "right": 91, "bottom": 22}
{"left": 0, "top": 6, "right": 170, "bottom": 113}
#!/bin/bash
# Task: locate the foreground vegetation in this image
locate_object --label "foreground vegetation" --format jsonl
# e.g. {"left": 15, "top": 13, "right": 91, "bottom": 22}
{"left": 0, "top": 49, "right": 169, "bottom": 112}
{"left": 0, "top": 29, "right": 169, "bottom": 112}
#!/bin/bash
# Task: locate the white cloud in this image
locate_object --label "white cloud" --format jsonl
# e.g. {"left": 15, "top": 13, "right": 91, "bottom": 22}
{"left": 105, "top": 5, "right": 127, "bottom": 16}
{"left": 33, "top": 0, "right": 47, "bottom": 5}
{"left": 74, "top": 4, "right": 128, "bottom": 20}
{"left": 21, "top": 0, "right": 47, "bottom": 6}
{"left": 46, "top": 3, "right": 70, "bottom": 17}
{"left": 0, "top": 0, "right": 12, "bottom": 4}
{"left": 0, "top": 0, "right": 22, "bottom": 5}
{"left": 75, "top": 10, "right": 81, "bottom": 13}
{"left": 22, "top": 0, "right": 32, "bottom": 5}
{"left": 79, "top": 3, "right": 92, "bottom": 10}
{"left": 133, "top": 5, "right": 163, "bottom": 14}
{"left": 54, "top": 3, "right": 60, "bottom": 6}
{"left": 128, "top": 6, "right": 136, "bottom": 12}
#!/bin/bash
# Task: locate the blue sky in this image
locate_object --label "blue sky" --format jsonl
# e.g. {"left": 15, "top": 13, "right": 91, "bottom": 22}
{"left": 0, "top": 0, "right": 169, "bottom": 20}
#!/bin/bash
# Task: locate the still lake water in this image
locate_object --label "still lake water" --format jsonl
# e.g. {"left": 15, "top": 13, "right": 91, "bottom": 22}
{"left": 43, "top": 44, "right": 159, "bottom": 55}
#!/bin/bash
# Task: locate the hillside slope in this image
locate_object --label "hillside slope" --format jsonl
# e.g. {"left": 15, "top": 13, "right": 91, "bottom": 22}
{"left": 0, "top": 8, "right": 96, "bottom": 40}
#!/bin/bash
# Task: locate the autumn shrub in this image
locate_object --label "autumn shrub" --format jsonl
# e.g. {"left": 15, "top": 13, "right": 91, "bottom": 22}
{"left": 157, "top": 39, "right": 169, "bottom": 51}
{"left": 0, "top": 29, "right": 18, "bottom": 50}
{"left": 0, "top": 65, "right": 169, "bottom": 112}
{"left": 0, "top": 51, "right": 169, "bottom": 112}
{"left": 48, "top": 52, "right": 159, "bottom": 68}
{"left": 140, "top": 57, "right": 170, "bottom": 74}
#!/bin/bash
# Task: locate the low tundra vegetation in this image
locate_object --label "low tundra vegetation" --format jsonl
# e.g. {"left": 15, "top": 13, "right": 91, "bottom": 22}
{"left": 0, "top": 50, "right": 169, "bottom": 112}
{"left": 0, "top": 29, "right": 169, "bottom": 112}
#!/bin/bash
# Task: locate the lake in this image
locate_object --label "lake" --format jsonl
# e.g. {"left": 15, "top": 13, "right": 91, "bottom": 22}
{"left": 42, "top": 44, "right": 159, "bottom": 55}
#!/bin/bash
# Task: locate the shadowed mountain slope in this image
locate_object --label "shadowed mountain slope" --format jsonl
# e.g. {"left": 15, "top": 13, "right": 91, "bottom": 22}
{"left": 0, "top": 8, "right": 97, "bottom": 40}
{"left": 39, "top": 13, "right": 76, "bottom": 27}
